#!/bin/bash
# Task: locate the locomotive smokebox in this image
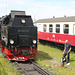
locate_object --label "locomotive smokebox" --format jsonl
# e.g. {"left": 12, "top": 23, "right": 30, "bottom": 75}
{"left": 7, "top": 26, "right": 37, "bottom": 47}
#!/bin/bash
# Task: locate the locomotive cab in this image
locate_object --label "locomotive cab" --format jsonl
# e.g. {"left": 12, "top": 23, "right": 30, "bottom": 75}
{"left": 1, "top": 11, "right": 37, "bottom": 61}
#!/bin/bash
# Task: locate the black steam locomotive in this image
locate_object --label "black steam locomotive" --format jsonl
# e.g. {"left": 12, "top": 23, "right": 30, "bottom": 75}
{"left": 0, "top": 11, "right": 37, "bottom": 61}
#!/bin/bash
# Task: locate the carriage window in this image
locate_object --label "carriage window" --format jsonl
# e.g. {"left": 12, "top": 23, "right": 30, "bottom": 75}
{"left": 56, "top": 24, "right": 60, "bottom": 33}
{"left": 49, "top": 24, "right": 53, "bottom": 32}
{"left": 43, "top": 24, "right": 47, "bottom": 32}
{"left": 64, "top": 24, "right": 69, "bottom": 34}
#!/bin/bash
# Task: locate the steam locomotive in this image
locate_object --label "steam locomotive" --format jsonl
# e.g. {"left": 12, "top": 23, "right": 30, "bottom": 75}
{"left": 0, "top": 10, "right": 37, "bottom": 61}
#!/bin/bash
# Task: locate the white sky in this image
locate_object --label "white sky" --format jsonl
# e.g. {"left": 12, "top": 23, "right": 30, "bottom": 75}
{"left": 0, "top": 0, "right": 75, "bottom": 21}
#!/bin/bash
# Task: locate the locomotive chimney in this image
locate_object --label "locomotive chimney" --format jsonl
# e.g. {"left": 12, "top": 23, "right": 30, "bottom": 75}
{"left": 64, "top": 15, "right": 66, "bottom": 17}
{"left": 11, "top": 10, "right": 26, "bottom": 18}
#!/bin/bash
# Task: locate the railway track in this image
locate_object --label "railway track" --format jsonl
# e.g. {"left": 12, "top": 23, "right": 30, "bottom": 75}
{"left": 14, "top": 60, "right": 50, "bottom": 75}
{"left": 0, "top": 47, "right": 51, "bottom": 75}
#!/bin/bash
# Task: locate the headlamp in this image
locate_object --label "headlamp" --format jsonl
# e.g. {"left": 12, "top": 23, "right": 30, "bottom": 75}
{"left": 33, "top": 40, "right": 36, "bottom": 44}
{"left": 10, "top": 39, "right": 14, "bottom": 44}
{"left": 21, "top": 19, "right": 25, "bottom": 23}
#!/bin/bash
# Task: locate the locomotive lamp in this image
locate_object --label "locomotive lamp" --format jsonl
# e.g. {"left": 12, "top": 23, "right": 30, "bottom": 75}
{"left": 10, "top": 39, "right": 14, "bottom": 44}
{"left": 21, "top": 19, "right": 25, "bottom": 23}
{"left": 33, "top": 40, "right": 36, "bottom": 44}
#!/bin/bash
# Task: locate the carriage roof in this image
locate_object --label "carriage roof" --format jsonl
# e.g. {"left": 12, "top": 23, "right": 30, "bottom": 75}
{"left": 36, "top": 16, "right": 75, "bottom": 23}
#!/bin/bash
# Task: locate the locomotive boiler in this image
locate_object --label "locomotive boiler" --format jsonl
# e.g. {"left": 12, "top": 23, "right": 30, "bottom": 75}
{"left": 1, "top": 10, "right": 37, "bottom": 61}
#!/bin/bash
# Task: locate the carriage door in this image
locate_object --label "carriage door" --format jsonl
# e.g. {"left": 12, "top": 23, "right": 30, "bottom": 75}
{"left": 73, "top": 24, "right": 75, "bottom": 35}
{"left": 38, "top": 24, "right": 42, "bottom": 32}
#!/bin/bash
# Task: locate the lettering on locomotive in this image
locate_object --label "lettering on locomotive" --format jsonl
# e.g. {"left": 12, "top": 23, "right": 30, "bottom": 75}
{"left": 18, "top": 30, "right": 29, "bottom": 32}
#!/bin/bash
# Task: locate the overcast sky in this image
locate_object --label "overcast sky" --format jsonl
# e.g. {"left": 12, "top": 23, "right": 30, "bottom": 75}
{"left": 0, "top": 0, "right": 75, "bottom": 21}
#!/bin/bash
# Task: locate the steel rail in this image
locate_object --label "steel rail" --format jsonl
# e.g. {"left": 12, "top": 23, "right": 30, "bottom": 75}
{"left": 30, "top": 60, "right": 51, "bottom": 75}
{"left": 15, "top": 62, "right": 29, "bottom": 75}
